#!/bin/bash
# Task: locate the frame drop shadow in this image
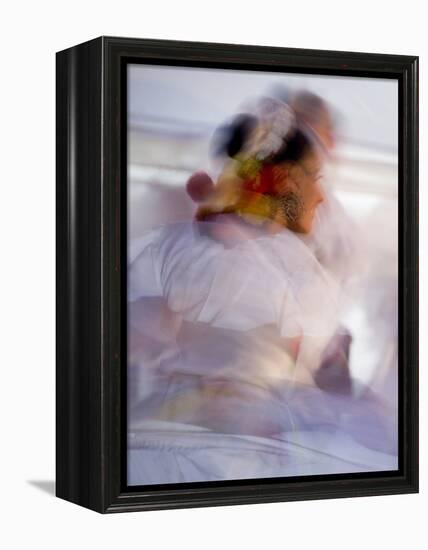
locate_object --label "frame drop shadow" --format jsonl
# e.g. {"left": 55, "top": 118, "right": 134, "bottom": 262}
{"left": 27, "top": 480, "right": 55, "bottom": 496}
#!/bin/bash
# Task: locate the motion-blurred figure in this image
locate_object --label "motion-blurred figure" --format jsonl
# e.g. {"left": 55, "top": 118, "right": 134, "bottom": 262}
{"left": 128, "top": 94, "right": 397, "bottom": 485}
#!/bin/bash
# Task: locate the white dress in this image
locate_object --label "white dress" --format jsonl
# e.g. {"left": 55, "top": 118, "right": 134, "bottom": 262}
{"left": 127, "top": 218, "right": 398, "bottom": 485}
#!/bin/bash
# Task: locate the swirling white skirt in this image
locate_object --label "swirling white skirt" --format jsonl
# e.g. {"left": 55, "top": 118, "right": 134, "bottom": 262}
{"left": 128, "top": 420, "right": 398, "bottom": 486}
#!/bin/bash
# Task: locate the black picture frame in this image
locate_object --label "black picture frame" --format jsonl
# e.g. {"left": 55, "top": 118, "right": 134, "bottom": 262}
{"left": 56, "top": 36, "right": 419, "bottom": 513}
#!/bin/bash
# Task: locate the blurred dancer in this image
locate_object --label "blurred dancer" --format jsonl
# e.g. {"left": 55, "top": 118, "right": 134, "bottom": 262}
{"left": 186, "top": 92, "right": 358, "bottom": 393}
{"left": 127, "top": 95, "right": 397, "bottom": 484}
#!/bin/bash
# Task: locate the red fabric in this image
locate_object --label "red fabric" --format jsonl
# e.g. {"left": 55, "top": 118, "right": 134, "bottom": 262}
{"left": 243, "top": 165, "right": 275, "bottom": 195}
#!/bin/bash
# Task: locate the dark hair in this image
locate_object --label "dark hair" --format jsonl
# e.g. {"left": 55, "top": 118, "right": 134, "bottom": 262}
{"left": 269, "top": 129, "right": 312, "bottom": 164}
{"left": 211, "top": 113, "right": 258, "bottom": 158}
{"left": 212, "top": 113, "right": 313, "bottom": 165}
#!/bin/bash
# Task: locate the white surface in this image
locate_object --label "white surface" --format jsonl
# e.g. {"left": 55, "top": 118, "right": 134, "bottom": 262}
{"left": 0, "top": 1, "right": 425, "bottom": 549}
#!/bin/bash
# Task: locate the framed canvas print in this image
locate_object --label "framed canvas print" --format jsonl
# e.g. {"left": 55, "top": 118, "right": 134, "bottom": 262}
{"left": 56, "top": 36, "right": 418, "bottom": 513}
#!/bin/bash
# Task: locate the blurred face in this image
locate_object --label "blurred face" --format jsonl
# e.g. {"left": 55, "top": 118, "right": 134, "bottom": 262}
{"left": 273, "top": 151, "right": 325, "bottom": 234}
